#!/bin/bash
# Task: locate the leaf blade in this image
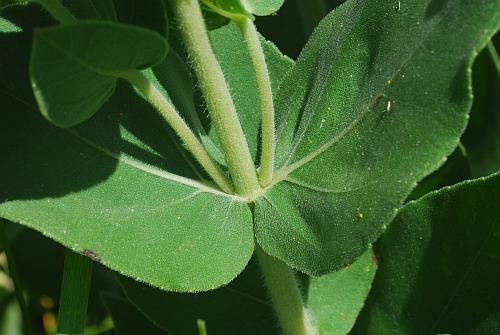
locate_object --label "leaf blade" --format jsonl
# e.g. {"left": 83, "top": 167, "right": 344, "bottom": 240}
{"left": 255, "top": 0, "right": 500, "bottom": 275}
{"left": 30, "top": 20, "right": 168, "bottom": 127}
{"left": 352, "top": 172, "right": 500, "bottom": 334}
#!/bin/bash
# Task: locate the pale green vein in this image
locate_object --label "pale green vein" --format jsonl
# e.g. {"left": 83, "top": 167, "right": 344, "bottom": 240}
{"left": 67, "top": 129, "right": 242, "bottom": 201}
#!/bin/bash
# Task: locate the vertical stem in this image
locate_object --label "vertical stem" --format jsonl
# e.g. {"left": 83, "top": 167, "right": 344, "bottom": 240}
{"left": 57, "top": 250, "right": 93, "bottom": 335}
{"left": 0, "top": 220, "right": 34, "bottom": 335}
{"left": 197, "top": 319, "right": 208, "bottom": 335}
{"left": 256, "top": 247, "right": 316, "bottom": 335}
{"left": 34, "top": 0, "right": 77, "bottom": 23}
{"left": 487, "top": 41, "right": 500, "bottom": 78}
{"left": 172, "top": 0, "right": 260, "bottom": 196}
{"left": 238, "top": 18, "right": 276, "bottom": 187}
{"left": 120, "top": 70, "right": 235, "bottom": 194}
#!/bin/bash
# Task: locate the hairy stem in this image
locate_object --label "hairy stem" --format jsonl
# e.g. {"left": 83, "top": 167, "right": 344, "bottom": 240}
{"left": 34, "top": 0, "right": 76, "bottom": 23}
{"left": 0, "top": 220, "right": 34, "bottom": 335}
{"left": 121, "top": 70, "right": 235, "bottom": 194}
{"left": 238, "top": 18, "right": 276, "bottom": 187}
{"left": 172, "top": 0, "right": 260, "bottom": 196}
{"left": 256, "top": 247, "right": 316, "bottom": 335}
{"left": 57, "top": 250, "right": 93, "bottom": 335}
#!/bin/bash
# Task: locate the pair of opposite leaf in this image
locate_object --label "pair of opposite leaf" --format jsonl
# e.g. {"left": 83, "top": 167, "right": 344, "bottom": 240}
{"left": 0, "top": 0, "right": 499, "bottom": 292}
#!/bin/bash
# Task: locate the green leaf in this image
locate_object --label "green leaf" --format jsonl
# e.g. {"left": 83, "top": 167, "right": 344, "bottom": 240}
{"left": 101, "top": 293, "right": 166, "bottom": 335}
{"left": 254, "top": 0, "right": 500, "bottom": 275}
{"left": 303, "top": 249, "right": 376, "bottom": 335}
{"left": 202, "top": 0, "right": 284, "bottom": 19}
{"left": 241, "top": 0, "right": 284, "bottom": 16}
{"left": 0, "top": 10, "right": 291, "bottom": 293}
{"left": 0, "top": 16, "right": 21, "bottom": 32}
{"left": 30, "top": 20, "right": 168, "bottom": 127}
{"left": 462, "top": 38, "right": 500, "bottom": 177}
{"left": 1, "top": 25, "right": 254, "bottom": 292}
{"left": 351, "top": 172, "right": 500, "bottom": 334}
{"left": 118, "top": 257, "right": 278, "bottom": 334}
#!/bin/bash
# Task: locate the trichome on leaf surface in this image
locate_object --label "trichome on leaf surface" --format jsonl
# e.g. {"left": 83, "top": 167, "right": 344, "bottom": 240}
{"left": 0, "top": 0, "right": 499, "bottom": 334}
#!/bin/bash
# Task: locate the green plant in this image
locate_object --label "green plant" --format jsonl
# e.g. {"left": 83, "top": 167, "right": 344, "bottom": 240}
{"left": 0, "top": 0, "right": 499, "bottom": 334}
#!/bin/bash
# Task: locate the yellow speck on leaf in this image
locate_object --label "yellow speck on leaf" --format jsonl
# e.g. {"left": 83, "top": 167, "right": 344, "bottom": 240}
{"left": 358, "top": 213, "right": 364, "bottom": 219}
{"left": 387, "top": 79, "right": 392, "bottom": 85}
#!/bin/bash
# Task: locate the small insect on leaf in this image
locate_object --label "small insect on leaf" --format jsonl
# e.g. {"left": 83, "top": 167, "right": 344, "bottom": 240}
{"left": 82, "top": 248, "right": 101, "bottom": 263}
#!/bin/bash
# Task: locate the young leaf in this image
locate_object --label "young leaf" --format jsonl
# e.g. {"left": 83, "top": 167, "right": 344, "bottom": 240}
{"left": 254, "top": 0, "right": 500, "bottom": 275}
{"left": 30, "top": 20, "right": 167, "bottom": 127}
{"left": 202, "top": 0, "right": 284, "bottom": 20}
{"left": 241, "top": 0, "right": 284, "bottom": 16}
{"left": 351, "top": 172, "right": 500, "bottom": 334}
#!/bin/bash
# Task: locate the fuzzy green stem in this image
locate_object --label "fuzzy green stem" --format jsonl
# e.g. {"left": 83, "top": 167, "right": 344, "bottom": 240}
{"left": 57, "top": 250, "right": 93, "bottom": 335}
{"left": 487, "top": 41, "right": 500, "bottom": 78}
{"left": 34, "top": 0, "right": 77, "bottom": 23}
{"left": 121, "top": 70, "right": 235, "bottom": 194}
{"left": 172, "top": 0, "right": 260, "bottom": 196}
{"left": 237, "top": 18, "right": 276, "bottom": 187}
{"left": 256, "top": 247, "right": 316, "bottom": 335}
{"left": 0, "top": 220, "right": 34, "bottom": 335}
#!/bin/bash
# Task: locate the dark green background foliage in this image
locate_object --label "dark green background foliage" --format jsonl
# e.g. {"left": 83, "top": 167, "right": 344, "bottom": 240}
{"left": 0, "top": 0, "right": 499, "bottom": 334}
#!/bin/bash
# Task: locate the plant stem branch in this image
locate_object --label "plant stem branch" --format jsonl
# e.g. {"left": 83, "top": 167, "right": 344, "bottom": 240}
{"left": 0, "top": 220, "right": 34, "bottom": 335}
{"left": 121, "top": 70, "right": 235, "bottom": 194}
{"left": 57, "top": 250, "right": 93, "bottom": 335}
{"left": 237, "top": 18, "right": 276, "bottom": 187}
{"left": 487, "top": 41, "right": 500, "bottom": 79}
{"left": 172, "top": 0, "right": 260, "bottom": 196}
{"left": 34, "top": 0, "right": 77, "bottom": 23}
{"left": 256, "top": 247, "right": 316, "bottom": 335}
